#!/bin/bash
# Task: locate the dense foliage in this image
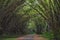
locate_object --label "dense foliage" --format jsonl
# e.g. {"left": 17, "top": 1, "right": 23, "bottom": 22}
{"left": 0, "top": 0, "right": 60, "bottom": 40}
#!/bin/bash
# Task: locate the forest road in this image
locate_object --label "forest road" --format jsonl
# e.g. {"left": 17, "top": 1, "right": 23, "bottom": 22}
{"left": 17, "top": 34, "right": 47, "bottom": 40}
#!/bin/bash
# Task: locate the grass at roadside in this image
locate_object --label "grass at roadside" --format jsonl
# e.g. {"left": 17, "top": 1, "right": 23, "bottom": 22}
{"left": 0, "top": 35, "right": 19, "bottom": 40}
{"left": 42, "top": 32, "right": 54, "bottom": 40}
{"left": 0, "top": 38, "right": 17, "bottom": 40}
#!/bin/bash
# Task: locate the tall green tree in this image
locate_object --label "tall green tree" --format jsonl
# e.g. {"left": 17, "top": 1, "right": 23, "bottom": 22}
{"left": 37, "top": 0, "right": 60, "bottom": 40}
{"left": 0, "top": 0, "right": 26, "bottom": 35}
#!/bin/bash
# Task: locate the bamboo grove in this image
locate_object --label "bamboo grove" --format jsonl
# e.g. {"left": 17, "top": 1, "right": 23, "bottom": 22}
{"left": 0, "top": 0, "right": 60, "bottom": 40}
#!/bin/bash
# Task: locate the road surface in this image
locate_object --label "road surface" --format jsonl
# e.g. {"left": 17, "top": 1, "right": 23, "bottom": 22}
{"left": 17, "top": 34, "right": 47, "bottom": 40}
